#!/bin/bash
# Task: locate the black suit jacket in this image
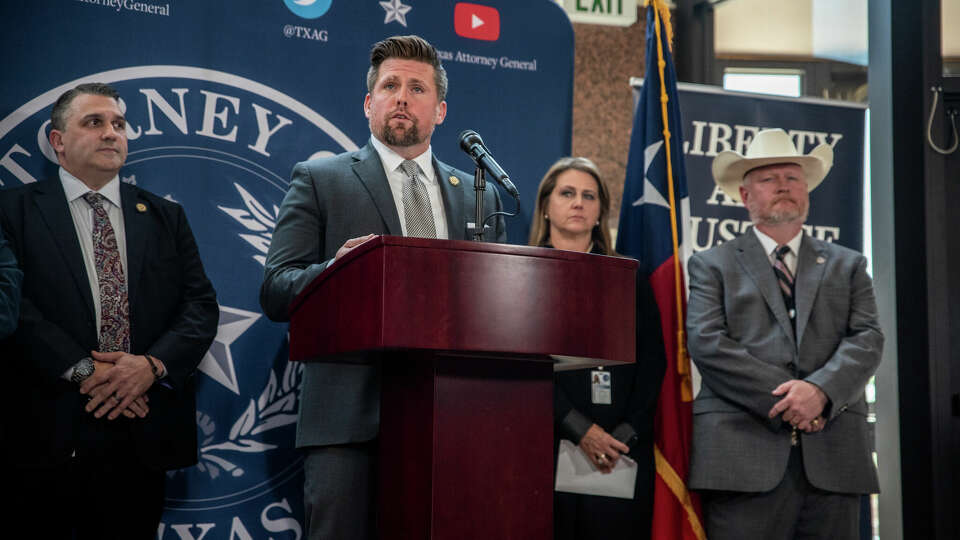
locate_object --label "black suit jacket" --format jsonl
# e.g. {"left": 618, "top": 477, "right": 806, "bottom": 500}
{"left": 0, "top": 178, "right": 218, "bottom": 470}
{"left": 554, "top": 268, "right": 666, "bottom": 494}
{"left": 0, "top": 235, "right": 21, "bottom": 339}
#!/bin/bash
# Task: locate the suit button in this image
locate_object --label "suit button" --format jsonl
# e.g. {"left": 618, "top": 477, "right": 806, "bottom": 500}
{"left": 787, "top": 362, "right": 796, "bottom": 371}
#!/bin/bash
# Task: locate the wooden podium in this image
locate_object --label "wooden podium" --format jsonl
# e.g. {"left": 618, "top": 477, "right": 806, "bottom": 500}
{"left": 289, "top": 236, "right": 637, "bottom": 540}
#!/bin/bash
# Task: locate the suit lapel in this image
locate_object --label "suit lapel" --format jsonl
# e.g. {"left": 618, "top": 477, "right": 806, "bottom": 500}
{"left": 433, "top": 158, "right": 466, "bottom": 240}
{"left": 794, "top": 235, "right": 827, "bottom": 347}
{"left": 734, "top": 232, "right": 796, "bottom": 347}
{"left": 33, "top": 180, "right": 96, "bottom": 320}
{"left": 120, "top": 183, "right": 146, "bottom": 305}
{"left": 352, "top": 143, "right": 402, "bottom": 235}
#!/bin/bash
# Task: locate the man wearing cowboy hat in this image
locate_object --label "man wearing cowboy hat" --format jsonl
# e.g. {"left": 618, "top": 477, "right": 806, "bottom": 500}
{"left": 685, "top": 128, "right": 883, "bottom": 539}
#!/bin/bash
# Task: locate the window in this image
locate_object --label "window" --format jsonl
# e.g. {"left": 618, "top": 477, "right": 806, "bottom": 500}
{"left": 722, "top": 68, "right": 804, "bottom": 97}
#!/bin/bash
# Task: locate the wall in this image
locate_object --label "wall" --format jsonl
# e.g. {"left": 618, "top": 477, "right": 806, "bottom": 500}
{"left": 570, "top": 6, "right": 646, "bottom": 231}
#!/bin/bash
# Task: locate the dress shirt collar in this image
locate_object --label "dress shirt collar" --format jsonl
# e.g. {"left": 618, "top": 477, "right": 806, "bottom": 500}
{"left": 369, "top": 135, "right": 436, "bottom": 184}
{"left": 59, "top": 167, "right": 122, "bottom": 208}
{"left": 752, "top": 226, "right": 802, "bottom": 258}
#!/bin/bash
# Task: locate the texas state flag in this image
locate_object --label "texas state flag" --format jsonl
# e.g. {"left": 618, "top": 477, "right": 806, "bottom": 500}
{"left": 615, "top": 2, "right": 705, "bottom": 539}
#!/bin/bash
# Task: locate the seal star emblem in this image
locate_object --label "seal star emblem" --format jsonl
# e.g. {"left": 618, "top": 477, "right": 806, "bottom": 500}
{"left": 379, "top": 0, "right": 412, "bottom": 27}
{"left": 198, "top": 305, "right": 261, "bottom": 395}
{"left": 632, "top": 139, "right": 670, "bottom": 209}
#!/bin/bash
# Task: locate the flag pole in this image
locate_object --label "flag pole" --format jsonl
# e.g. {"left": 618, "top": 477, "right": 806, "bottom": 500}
{"left": 645, "top": 2, "right": 707, "bottom": 537}
{"left": 647, "top": 0, "right": 693, "bottom": 403}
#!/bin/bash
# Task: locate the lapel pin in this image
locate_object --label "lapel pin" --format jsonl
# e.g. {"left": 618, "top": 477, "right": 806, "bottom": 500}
{"left": 449, "top": 176, "right": 460, "bottom": 186}
{"left": 136, "top": 203, "right": 147, "bottom": 213}
{"left": 816, "top": 256, "right": 826, "bottom": 264}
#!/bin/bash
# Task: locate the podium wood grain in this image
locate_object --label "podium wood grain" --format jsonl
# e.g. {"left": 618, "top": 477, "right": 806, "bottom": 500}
{"left": 289, "top": 236, "right": 637, "bottom": 539}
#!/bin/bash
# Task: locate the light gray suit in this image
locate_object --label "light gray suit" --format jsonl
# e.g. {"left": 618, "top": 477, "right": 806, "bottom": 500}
{"left": 685, "top": 231, "right": 882, "bottom": 536}
{"left": 260, "top": 140, "right": 505, "bottom": 539}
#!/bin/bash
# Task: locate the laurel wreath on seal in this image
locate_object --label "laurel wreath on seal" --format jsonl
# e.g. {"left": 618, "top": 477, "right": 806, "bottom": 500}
{"left": 194, "top": 360, "right": 303, "bottom": 479}
{"left": 217, "top": 182, "right": 279, "bottom": 267}
{"left": 184, "top": 183, "right": 300, "bottom": 480}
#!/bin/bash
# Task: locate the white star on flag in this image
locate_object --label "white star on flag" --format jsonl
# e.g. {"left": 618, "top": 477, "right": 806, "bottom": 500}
{"left": 198, "top": 305, "right": 261, "bottom": 395}
{"left": 380, "top": 0, "right": 412, "bottom": 27}
{"left": 632, "top": 140, "right": 670, "bottom": 209}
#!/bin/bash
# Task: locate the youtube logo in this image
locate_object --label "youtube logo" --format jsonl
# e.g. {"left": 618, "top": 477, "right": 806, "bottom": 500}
{"left": 454, "top": 3, "right": 500, "bottom": 42}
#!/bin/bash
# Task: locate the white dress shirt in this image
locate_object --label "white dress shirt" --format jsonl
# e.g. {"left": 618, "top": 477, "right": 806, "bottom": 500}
{"left": 753, "top": 226, "right": 802, "bottom": 276}
{"left": 369, "top": 136, "right": 449, "bottom": 239}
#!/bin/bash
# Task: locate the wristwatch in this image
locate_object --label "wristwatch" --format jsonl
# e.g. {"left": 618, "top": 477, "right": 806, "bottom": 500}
{"left": 71, "top": 357, "right": 95, "bottom": 385}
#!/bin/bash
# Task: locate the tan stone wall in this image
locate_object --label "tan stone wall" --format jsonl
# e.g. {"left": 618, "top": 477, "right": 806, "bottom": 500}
{"left": 570, "top": 6, "right": 647, "bottom": 232}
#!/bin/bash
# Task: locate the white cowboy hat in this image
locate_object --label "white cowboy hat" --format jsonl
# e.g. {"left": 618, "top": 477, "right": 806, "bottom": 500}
{"left": 711, "top": 128, "right": 834, "bottom": 203}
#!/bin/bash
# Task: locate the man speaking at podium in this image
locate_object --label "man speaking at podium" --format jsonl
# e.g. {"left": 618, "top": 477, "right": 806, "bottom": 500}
{"left": 260, "top": 35, "right": 506, "bottom": 540}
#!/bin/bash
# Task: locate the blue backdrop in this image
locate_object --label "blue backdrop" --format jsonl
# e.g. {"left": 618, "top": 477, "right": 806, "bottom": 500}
{"left": 0, "top": 1, "right": 573, "bottom": 536}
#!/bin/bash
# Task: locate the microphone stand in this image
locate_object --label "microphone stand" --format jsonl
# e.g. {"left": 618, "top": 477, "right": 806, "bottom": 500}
{"left": 472, "top": 165, "right": 485, "bottom": 242}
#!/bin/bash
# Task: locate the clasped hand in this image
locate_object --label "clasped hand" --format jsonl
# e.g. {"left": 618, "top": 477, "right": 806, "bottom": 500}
{"left": 768, "top": 379, "right": 827, "bottom": 433}
{"left": 79, "top": 350, "right": 155, "bottom": 420}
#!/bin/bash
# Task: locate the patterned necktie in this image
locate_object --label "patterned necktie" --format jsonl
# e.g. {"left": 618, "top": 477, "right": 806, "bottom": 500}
{"left": 399, "top": 160, "right": 437, "bottom": 239}
{"left": 83, "top": 192, "right": 130, "bottom": 353}
{"left": 773, "top": 245, "right": 796, "bottom": 325}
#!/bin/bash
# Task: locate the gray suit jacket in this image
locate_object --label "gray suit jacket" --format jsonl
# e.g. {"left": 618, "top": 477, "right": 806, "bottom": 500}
{"left": 260, "top": 141, "right": 506, "bottom": 447}
{"left": 685, "top": 231, "right": 882, "bottom": 494}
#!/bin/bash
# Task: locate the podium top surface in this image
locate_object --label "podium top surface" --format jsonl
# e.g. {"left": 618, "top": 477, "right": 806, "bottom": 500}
{"left": 289, "top": 236, "right": 638, "bottom": 367}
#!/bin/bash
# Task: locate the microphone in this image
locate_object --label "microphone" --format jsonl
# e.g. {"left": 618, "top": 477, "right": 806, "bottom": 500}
{"left": 458, "top": 130, "right": 520, "bottom": 199}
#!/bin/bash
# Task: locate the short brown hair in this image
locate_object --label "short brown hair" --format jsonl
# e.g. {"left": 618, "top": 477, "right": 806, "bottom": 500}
{"left": 51, "top": 82, "right": 121, "bottom": 131}
{"left": 366, "top": 35, "right": 447, "bottom": 101}
{"left": 528, "top": 157, "right": 615, "bottom": 255}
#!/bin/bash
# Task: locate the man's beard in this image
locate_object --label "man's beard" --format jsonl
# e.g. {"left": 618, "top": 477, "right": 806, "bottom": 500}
{"left": 750, "top": 199, "right": 808, "bottom": 226}
{"left": 381, "top": 120, "right": 422, "bottom": 147}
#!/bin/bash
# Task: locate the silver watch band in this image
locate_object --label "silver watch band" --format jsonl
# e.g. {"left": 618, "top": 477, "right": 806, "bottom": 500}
{"left": 69, "top": 356, "right": 95, "bottom": 384}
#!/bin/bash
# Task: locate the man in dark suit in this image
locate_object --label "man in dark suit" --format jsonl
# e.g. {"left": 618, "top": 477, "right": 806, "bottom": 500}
{"left": 0, "top": 236, "right": 21, "bottom": 338}
{"left": 260, "top": 35, "right": 506, "bottom": 540}
{"left": 0, "top": 82, "right": 218, "bottom": 539}
{"left": 685, "top": 128, "right": 883, "bottom": 539}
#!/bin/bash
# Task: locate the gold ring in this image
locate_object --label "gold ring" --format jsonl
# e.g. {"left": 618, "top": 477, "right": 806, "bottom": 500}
{"left": 597, "top": 453, "right": 607, "bottom": 462}
{"left": 811, "top": 419, "right": 820, "bottom": 427}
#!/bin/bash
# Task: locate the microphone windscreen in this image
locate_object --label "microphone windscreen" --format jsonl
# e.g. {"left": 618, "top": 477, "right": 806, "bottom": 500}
{"left": 458, "top": 129, "right": 484, "bottom": 152}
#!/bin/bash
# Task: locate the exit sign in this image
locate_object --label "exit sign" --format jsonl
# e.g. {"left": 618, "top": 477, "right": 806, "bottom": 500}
{"left": 562, "top": 0, "right": 638, "bottom": 27}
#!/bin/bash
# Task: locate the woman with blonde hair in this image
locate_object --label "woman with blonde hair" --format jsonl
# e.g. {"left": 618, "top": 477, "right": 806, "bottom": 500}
{"left": 530, "top": 157, "right": 664, "bottom": 540}
{"left": 528, "top": 157, "right": 615, "bottom": 255}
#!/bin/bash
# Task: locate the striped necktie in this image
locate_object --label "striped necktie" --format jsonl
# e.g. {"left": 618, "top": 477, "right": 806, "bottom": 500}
{"left": 84, "top": 192, "right": 131, "bottom": 352}
{"left": 775, "top": 244, "right": 800, "bottom": 446}
{"left": 399, "top": 160, "right": 437, "bottom": 238}
{"left": 773, "top": 244, "right": 796, "bottom": 326}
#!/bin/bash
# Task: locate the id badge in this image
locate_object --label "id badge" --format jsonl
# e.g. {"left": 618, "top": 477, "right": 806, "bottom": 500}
{"left": 591, "top": 369, "right": 612, "bottom": 405}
